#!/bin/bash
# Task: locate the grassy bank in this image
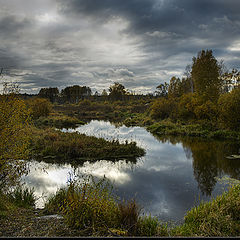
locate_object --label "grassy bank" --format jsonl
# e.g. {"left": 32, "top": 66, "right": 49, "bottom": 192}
{"left": 34, "top": 113, "right": 85, "bottom": 129}
{"left": 146, "top": 120, "right": 240, "bottom": 140}
{"left": 52, "top": 101, "right": 240, "bottom": 141}
{"left": 44, "top": 176, "right": 168, "bottom": 237}
{"left": 171, "top": 180, "right": 240, "bottom": 237}
{"left": 0, "top": 187, "right": 86, "bottom": 237}
{"left": 1, "top": 178, "right": 240, "bottom": 237}
{"left": 43, "top": 176, "right": 240, "bottom": 237}
{"left": 29, "top": 127, "right": 145, "bottom": 164}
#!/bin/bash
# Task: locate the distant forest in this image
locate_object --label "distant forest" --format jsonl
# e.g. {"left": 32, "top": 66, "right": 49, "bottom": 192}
{"left": 19, "top": 50, "right": 239, "bottom": 107}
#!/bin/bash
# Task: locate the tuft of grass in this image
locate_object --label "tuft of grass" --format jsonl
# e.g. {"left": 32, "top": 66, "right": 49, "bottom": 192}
{"left": 137, "top": 215, "right": 168, "bottom": 237}
{"left": 44, "top": 188, "right": 68, "bottom": 215}
{"left": 8, "top": 186, "right": 35, "bottom": 209}
{"left": 118, "top": 199, "right": 140, "bottom": 235}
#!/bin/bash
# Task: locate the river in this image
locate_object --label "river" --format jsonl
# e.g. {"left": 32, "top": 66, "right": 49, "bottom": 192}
{"left": 21, "top": 120, "right": 240, "bottom": 223}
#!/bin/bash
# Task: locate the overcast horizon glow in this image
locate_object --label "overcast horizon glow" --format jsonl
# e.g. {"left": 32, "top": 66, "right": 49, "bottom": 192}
{"left": 0, "top": 0, "right": 239, "bottom": 94}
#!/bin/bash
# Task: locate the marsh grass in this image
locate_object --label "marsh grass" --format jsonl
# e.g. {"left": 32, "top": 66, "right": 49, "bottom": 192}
{"left": 118, "top": 199, "right": 140, "bottom": 235}
{"left": 45, "top": 176, "right": 119, "bottom": 235}
{"left": 35, "top": 114, "right": 85, "bottom": 129}
{"left": 171, "top": 180, "right": 240, "bottom": 237}
{"left": 137, "top": 215, "right": 168, "bottom": 237}
{"left": 44, "top": 176, "right": 240, "bottom": 237}
{"left": 29, "top": 127, "right": 145, "bottom": 163}
{"left": 44, "top": 176, "right": 167, "bottom": 236}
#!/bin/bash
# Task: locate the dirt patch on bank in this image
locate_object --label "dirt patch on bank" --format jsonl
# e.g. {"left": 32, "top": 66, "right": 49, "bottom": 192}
{"left": 0, "top": 208, "right": 88, "bottom": 237}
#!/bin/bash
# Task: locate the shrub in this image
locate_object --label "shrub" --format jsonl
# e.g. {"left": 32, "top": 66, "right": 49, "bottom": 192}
{"left": 178, "top": 93, "right": 198, "bottom": 120}
{"left": 218, "top": 87, "right": 240, "bottom": 130}
{"left": 0, "top": 84, "right": 31, "bottom": 189}
{"left": 150, "top": 98, "right": 177, "bottom": 120}
{"left": 26, "top": 97, "right": 52, "bottom": 119}
{"left": 0, "top": 192, "right": 8, "bottom": 211}
{"left": 194, "top": 100, "right": 218, "bottom": 121}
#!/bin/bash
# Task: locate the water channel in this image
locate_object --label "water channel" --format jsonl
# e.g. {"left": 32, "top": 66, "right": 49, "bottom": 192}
{"left": 22, "top": 120, "right": 240, "bottom": 223}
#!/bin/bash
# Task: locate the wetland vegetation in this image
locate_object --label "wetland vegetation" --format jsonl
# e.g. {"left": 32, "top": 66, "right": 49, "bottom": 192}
{"left": 1, "top": 50, "right": 240, "bottom": 237}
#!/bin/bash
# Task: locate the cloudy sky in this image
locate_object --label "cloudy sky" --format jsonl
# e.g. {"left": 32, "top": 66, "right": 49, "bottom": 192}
{"left": 0, "top": 0, "right": 240, "bottom": 94}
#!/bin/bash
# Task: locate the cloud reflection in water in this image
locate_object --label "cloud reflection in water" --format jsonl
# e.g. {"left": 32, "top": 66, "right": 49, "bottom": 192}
{"left": 22, "top": 120, "right": 240, "bottom": 222}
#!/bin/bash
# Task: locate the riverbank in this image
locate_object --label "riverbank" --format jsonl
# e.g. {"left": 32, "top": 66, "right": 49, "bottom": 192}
{"left": 147, "top": 120, "right": 240, "bottom": 140}
{"left": 51, "top": 102, "right": 240, "bottom": 141}
{"left": 0, "top": 207, "right": 90, "bottom": 237}
{"left": 1, "top": 178, "right": 240, "bottom": 237}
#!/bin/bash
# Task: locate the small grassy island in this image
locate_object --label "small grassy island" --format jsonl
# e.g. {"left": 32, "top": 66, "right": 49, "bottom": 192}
{"left": 30, "top": 126, "right": 145, "bottom": 164}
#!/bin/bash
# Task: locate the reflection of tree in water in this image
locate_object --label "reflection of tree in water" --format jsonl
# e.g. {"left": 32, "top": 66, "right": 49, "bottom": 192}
{"left": 155, "top": 134, "right": 240, "bottom": 196}
{"left": 182, "top": 139, "right": 240, "bottom": 196}
{"left": 183, "top": 146, "right": 192, "bottom": 160}
{"left": 189, "top": 140, "right": 219, "bottom": 196}
{"left": 217, "top": 142, "right": 240, "bottom": 180}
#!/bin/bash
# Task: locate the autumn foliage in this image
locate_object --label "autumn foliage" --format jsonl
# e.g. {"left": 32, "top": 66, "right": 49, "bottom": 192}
{"left": 0, "top": 83, "right": 31, "bottom": 189}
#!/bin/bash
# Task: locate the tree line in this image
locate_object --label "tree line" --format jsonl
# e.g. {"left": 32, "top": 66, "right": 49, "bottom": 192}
{"left": 151, "top": 49, "right": 240, "bottom": 130}
{"left": 36, "top": 82, "right": 155, "bottom": 104}
{"left": 155, "top": 50, "right": 240, "bottom": 100}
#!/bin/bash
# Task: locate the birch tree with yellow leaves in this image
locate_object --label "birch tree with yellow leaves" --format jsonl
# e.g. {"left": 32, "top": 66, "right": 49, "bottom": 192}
{"left": 0, "top": 82, "right": 31, "bottom": 190}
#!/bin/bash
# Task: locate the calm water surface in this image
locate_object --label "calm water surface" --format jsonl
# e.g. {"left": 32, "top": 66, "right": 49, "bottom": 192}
{"left": 22, "top": 120, "right": 240, "bottom": 223}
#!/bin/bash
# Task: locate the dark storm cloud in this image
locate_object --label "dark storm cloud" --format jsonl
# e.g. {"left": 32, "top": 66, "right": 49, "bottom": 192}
{"left": 0, "top": 15, "right": 32, "bottom": 37}
{"left": 59, "top": 0, "right": 240, "bottom": 53}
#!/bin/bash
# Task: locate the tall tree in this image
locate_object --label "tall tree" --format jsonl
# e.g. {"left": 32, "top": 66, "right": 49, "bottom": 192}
{"left": 191, "top": 50, "right": 221, "bottom": 101}
{"left": 38, "top": 87, "right": 59, "bottom": 103}
{"left": 155, "top": 82, "right": 169, "bottom": 97}
{"left": 109, "top": 82, "right": 126, "bottom": 101}
{"left": 168, "top": 76, "right": 182, "bottom": 98}
{"left": 61, "top": 85, "right": 92, "bottom": 103}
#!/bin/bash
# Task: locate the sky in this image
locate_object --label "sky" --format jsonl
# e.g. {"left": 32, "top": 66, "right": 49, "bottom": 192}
{"left": 0, "top": 0, "right": 239, "bottom": 94}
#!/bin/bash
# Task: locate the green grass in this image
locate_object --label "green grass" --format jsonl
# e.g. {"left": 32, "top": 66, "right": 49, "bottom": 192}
{"left": 147, "top": 120, "right": 240, "bottom": 140}
{"left": 171, "top": 181, "right": 240, "bottom": 237}
{"left": 8, "top": 186, "right": 35, "bottom": 209}
{"left": 0, "top": 186, "right": 35, "bottom": 220}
